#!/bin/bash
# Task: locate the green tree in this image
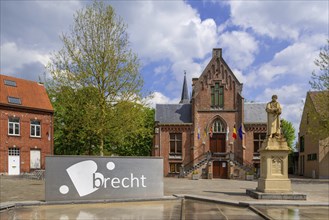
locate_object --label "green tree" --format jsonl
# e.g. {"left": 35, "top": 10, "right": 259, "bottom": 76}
{"left": 310, "top": 39, "right": 329, "bottom": 91}
{"left": 107, "top": 104, "right": 154, "bottom": 156}
{"left": 48, "top": 86, "right": 102, "bottom": 155}
{"left": 281, "top": 119, "right": 296, "bottom": 152}
{"left": 47, "top": 1, "right": 143, "bottom": 156}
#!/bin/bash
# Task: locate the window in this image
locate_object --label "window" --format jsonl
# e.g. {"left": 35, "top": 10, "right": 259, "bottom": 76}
{"left": 8, "top": 117, "right": 20, "bottom": 136}
{"left": 254, "top": 133, "right": 266, "bottom": 153}
{"left": 212, "top": 120, "right": 226, "bottom": 133}
{"left": 30, "top": 120, "right": 41, "bottom": 137}
{"left": 169, "top": 133, "right": 182, "bottom": 158}
{"left": 8, "top": 148, "right": 20, "bottom": 156}
{"left": 8, "top": 96, "right": 21, "bottom": 105}
{"left": 4, "top": 80, "right": 17, "bottom": 87}
{"left": 170, "top": 163, "right": 181, "bottom": 173}
{"left": 300, "top": 136, "right": 304, "bottom": 152}
{"left": 307, "top": 154, "right": 317, "bottom": 161}
{"left": 211, "top": 83, "right": 224, "bottom": 108}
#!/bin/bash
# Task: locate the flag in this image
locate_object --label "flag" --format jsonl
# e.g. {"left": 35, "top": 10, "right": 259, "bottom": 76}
{"left": 232, "top": 125, "right": 237, "bottom": 140}
{"left": 209, "top": 126, "right": 213, "bottom": 138}
{"left": 238, "top": 124, "right": 245, "bottom": 140}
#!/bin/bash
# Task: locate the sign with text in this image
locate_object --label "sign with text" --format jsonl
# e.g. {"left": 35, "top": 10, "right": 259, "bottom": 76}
{"left": 45, "top": 156, "right": 163, "bottom": 202}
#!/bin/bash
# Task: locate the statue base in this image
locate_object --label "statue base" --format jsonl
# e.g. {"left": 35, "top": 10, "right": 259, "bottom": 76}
{"left": 246, "top": 189, "right": 306, "bottom": 200}
{"left": 256, "top": 178, "right": 291, "bottom": 193}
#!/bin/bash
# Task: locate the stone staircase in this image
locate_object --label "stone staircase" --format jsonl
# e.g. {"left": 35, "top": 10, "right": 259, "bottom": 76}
{"left": 180, "top": 152, "right": 255, "bottom": 180}
{"left": 180, "top": 152, "right": 211, "bottom": 177}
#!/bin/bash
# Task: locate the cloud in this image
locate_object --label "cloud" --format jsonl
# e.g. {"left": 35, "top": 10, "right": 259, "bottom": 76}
{"left": 1, "top": 1, "right": 82, "bottom": 49}
{"left": 1, "top": 42, "right": 50, "bottom": 79}
{"left": 145, "top": 91, "right": 180, "bottom": 108}
{"left": 227, "top": 1, "right": 328, "bottom": 40}
{"left": 111, "top": 1, "right": 218, "bottom": 95}
{"left": 245, "top": 35, "right": 326, "bottom": 88}
{"left": 218, "top": 31, "right": 259, "bottom": 69}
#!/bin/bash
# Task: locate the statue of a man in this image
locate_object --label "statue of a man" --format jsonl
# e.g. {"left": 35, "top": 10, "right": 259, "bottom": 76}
{"left": 266, "top": 95, "right": 281, "bottom": 138}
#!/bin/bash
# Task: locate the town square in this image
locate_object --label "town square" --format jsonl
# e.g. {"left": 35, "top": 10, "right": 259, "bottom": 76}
{"left": 1, "top": 0, "right": 328, "bottom": 219}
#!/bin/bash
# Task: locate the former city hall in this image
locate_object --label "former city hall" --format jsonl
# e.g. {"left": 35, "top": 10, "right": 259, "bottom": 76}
{"left": 152, "top": 48, "right": 267, "bottom": 179}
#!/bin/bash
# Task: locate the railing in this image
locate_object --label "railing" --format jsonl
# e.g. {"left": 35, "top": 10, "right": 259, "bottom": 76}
{"left": 180, "top": 152, "right": 211, "bottom": 177}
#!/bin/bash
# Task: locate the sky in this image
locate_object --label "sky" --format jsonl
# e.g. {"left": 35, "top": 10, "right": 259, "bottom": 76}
{"left": 1, "top": 0, "right": 328, "bottom": 135}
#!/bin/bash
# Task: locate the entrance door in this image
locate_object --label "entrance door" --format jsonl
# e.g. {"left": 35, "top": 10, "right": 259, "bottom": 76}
{"left": 30, "top": 150, "right": 41, "bottom": 170}
{"left": 210, "top": 134, "right": 227, "bottom": 178}
{"left": 213, "top": 161, "right": 228, "bottom": 178}
{"left": 210, "top": 134, "right": 226, "bottom": 153}
{"left": 8, "top": 148, "right": 20, "bottom": 175}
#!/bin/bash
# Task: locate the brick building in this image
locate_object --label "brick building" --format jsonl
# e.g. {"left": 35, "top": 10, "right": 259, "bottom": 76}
{"left": 153, "top": 48, "right": 267, "bottom": 179}
{"left": 298, "top": 91, "right": 329, "bottom": 179}
{"left": 0, "top": 74, "right": 54, "bottom": 175}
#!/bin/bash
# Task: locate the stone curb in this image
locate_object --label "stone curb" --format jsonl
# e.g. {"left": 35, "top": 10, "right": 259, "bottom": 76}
{"left": 0, "top": 196, "right": 178, "bottom": 211}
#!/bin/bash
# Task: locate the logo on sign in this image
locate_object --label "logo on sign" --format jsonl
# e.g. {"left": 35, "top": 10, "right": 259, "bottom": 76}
{"left": 59, "top": 160, "right": 147, "bottom": 197}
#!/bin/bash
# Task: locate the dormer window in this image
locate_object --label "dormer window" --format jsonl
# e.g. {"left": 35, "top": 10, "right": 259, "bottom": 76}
{"left": 4, "top": 79, "right": 17, "bottom": 87}
{"left": 211, "top": 83, "right": 224, "bottom": 108}
{"left": 8, "top": 96, "right": 21, "bottom": 105}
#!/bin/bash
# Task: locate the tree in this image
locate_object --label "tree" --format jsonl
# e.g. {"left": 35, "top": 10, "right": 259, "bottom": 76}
{"left": 47, "top": 1, "right": 143, "bottom": 156}
{"left": 281, "top": 119, "right": 296, "bottom": 152}
{"left": 310, "top": 39, "right": 329, "bottom": 91}
{"left": 48, "top": 86, "right": 102, "bottom": 155}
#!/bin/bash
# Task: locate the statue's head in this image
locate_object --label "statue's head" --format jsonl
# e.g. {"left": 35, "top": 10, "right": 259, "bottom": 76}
{"left": 271, "top": 95, "right": 278, "bottom": 101}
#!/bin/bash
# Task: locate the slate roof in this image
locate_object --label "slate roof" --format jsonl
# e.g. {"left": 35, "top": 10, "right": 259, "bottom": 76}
{"left": 244, "top": 103, "right": 267, "bottom": 124}
{"left": 0, "top": 74, "right": 53, "bottom": 112}
{"left": 155, "top": 104, "right": 192, "bottom": 124}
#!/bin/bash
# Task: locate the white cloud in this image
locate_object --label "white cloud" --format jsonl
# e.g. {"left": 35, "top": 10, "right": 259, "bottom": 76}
{"left": 1, "top": 42, "right": 50, "bottom": 75}
{"left": 145, "top": 91, "right": 180, "bottom": 108}
{"left": 245, "top": 34, "right": 326, "bottom": 88}
{"left": 112, "top": 1, "right": 218, "bottom": 94}
{"left": 218, "top": 31, "right": 259, "bottom": 69}
{"left": 227, "top": 1, "right": 328, "bottom": 40}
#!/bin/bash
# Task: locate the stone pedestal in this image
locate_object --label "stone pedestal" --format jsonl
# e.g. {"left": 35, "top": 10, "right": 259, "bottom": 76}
{"left": 256, "top": 137, "right": 291, "bottom": 193}
{"left": 246, "top": 136, "right": 306, "bottom": 200}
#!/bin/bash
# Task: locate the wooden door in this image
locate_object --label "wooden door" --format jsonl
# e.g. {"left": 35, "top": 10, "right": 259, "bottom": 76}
{"left": 210, "top": 134, "right": 226, "bottom": 153}
{"left": 213, "top": 161, "right": 228, "bottom": 179}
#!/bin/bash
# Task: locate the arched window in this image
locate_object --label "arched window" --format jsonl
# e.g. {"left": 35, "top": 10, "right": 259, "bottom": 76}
{"left": 212, "top": 119, "right": 226, "bottom": 133}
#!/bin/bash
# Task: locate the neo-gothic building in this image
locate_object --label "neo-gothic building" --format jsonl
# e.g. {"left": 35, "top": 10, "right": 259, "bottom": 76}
{"left": 152, "top": 48, "right": 267, "bottom": 179}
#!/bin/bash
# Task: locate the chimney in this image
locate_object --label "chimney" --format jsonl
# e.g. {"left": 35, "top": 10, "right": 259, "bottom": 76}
{"left": 212, "top": 48, "right": 222, "bottom": 58}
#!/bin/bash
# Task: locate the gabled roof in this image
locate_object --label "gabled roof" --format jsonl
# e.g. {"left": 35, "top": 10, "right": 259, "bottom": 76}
{"left": 155, "top": 104, "right": 192, "bottom": 124}
{"left": 308, "top": 91, "right": 329, "bottom": 118}
{"left": 244, "top": 103, "right": 267, "bottom": 124}
{"left": 0, "top": 74, "right": 53, "bottom": 112}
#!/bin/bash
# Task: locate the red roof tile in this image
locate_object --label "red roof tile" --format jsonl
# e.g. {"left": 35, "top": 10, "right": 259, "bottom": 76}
{"left": 0, "top": 74, "right": 53, "bottom": 112}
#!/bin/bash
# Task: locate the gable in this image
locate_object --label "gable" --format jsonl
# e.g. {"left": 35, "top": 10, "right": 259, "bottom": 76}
{"left": 191, "top": 48, "right": 243, "bottom": 110}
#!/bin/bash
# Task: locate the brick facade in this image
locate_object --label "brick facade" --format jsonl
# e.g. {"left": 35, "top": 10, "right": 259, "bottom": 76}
{"left": 153, "top": 49, "right": 267, "bottom": 178}
{"left": 0, "top": 74, "right": 54, "bottom": 175}
{"left": 298, "top": 91, "right": 329, "bottom": 179}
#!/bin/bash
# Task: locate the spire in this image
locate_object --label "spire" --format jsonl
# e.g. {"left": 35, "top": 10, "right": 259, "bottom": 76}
{"left": 179, "top": 71, "right": 190, "bottom": 104}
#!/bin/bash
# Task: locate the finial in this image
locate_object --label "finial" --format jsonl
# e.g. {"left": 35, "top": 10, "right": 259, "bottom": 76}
{"left": 184, "top": 70, "right": 186, "bottom": 76}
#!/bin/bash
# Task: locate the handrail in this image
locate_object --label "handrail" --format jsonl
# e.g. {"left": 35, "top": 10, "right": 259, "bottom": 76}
{"left": 180, "top": 151, "right": 211, "bottom": 176}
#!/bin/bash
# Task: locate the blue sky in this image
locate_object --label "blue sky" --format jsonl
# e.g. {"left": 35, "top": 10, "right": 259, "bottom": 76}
{"left": 1, "top": 0, "right": 328, "bottom": 133}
